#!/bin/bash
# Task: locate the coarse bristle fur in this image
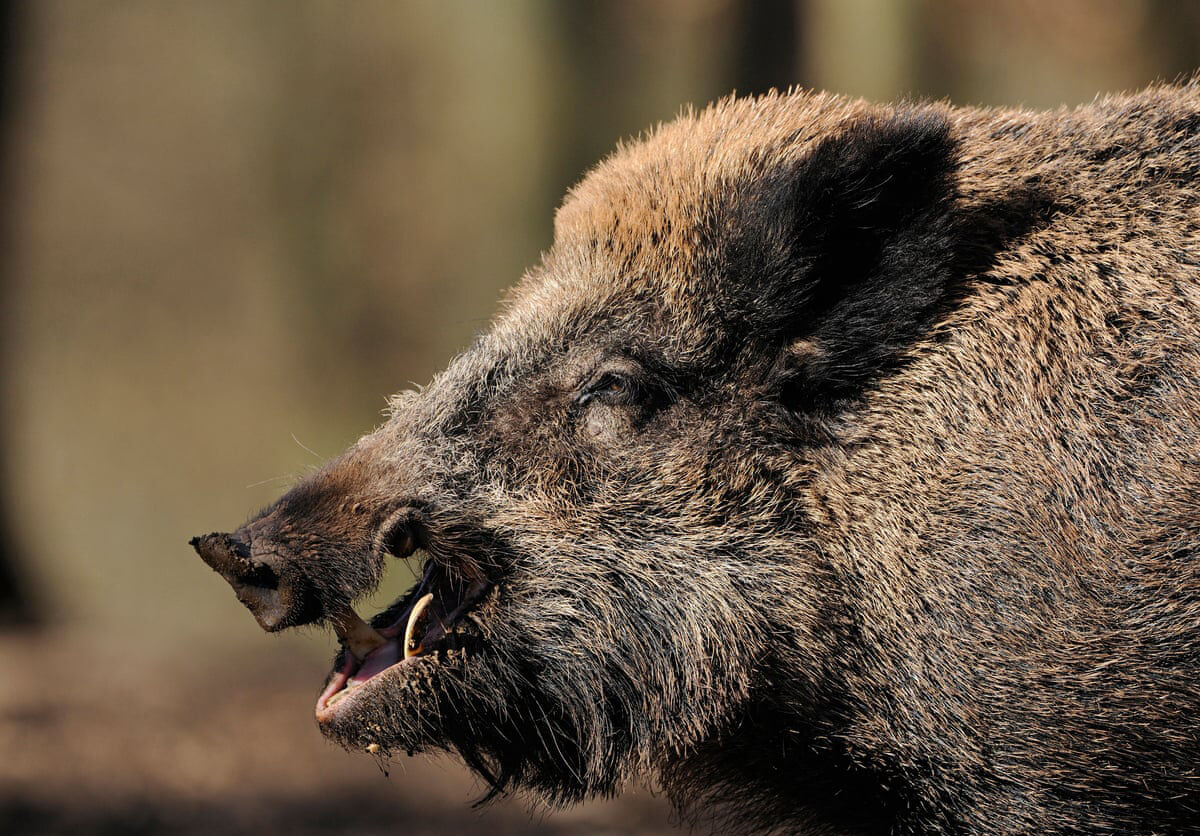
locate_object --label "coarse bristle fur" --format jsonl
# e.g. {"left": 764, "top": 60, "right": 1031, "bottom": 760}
{"left": 194, "top": 80, "right": 1200, "bottom": 835}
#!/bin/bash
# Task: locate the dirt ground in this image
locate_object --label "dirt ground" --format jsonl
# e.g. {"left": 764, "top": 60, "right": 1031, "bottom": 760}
{"left": 0, "top": 628, "right": 678, "bottom": 835}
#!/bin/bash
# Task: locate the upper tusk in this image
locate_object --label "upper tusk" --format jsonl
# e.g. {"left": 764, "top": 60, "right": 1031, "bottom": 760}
{"left": 329, "top": 605, "right": 387, "bottom": 661}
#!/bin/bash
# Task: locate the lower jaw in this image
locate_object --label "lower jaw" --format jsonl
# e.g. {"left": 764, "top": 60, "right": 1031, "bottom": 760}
{"left": 317, "top": 571, "right": 491, "bottom": 713}
{"left": 316, "top": 663, "right": 363, "bottom": 723}
{"left": 313, "top": 653, "right": 450, "bottom": 760}
{"left": 314, "top": 639, "right": 430, "bottom": 723}
{"left": 316, "top": 655, "right": 371, "bottom": 720}
{"left": 317, "top": 669, "right": 382, "bottom": 726}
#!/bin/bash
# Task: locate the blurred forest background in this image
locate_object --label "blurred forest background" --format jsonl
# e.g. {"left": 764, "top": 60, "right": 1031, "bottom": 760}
{"left": 0, "top": 1, "right": 1197, "bottom": 833}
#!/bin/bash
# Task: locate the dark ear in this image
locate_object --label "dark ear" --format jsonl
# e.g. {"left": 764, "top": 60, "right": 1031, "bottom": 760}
{"left": 760, "top": 109, "right": 963, "bottom": 410}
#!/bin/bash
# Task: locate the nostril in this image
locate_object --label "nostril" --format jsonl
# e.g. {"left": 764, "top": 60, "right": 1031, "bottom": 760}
{"left": 240, "top": 560, "right": 279, "bottom": 590}
{"left": 191, "top": 530, "right": 313, "bottom": 632}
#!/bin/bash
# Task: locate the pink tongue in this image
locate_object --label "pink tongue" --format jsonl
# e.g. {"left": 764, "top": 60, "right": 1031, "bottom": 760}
{"left": 349, "top": 640, "right": 401, "bottom": 684}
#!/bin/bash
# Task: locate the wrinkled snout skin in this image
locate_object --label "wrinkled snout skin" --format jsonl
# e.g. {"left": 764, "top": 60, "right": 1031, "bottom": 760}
{"left": 195, "top": 85, "right": 1200, "bottom": 836}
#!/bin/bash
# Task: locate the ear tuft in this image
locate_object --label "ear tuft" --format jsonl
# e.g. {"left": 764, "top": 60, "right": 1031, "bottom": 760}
{"left": 760, "top": 108, "right": 1059, "bottom": 416}
{"left": 800, "top": 110, "right": 959, "bottom": 227}
{"left": 789, "top": 110, "right": 960, "bottom": 320}
{"left": 755, "top": 109, "right": 963, "bottom": 410}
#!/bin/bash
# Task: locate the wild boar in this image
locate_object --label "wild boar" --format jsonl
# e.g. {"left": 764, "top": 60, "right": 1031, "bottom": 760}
{"left": 193, "top": 82, "right": 1200, "bottom": 834}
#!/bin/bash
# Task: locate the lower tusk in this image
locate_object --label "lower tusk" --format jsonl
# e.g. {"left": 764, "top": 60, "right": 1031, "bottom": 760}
{"left": 404, "top": 593, "right": 434, "bottom": 659}
{"left": 329, "top": 605, "right": 387, "bottom": 661}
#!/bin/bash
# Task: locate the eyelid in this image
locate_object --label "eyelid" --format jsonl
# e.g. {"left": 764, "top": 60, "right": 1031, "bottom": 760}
{"left": 590, "top": 372, "right": 628, "bottom": 393}
{"left": 577, "top": 368, "right": 637, "bottom": 407}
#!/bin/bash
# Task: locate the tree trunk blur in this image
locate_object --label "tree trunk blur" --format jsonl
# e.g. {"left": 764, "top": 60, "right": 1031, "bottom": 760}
{"left": 732, "top": 0, "right": 801, "bottom": 97}
{"left": 0, "top": 0, "right": 34, "bottom": 626}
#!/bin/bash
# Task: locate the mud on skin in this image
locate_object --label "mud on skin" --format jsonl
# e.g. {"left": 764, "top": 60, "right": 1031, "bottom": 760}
{"left": 194, "top": 81, "right": 1200, "bottom": 835}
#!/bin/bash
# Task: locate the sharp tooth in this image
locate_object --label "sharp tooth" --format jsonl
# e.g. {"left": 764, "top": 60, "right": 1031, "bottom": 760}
{"left": 404, "top": 592, "right": 434, "bottom": 659}
{"left": 329, "top": 605, "right": 387, "bottom": 661}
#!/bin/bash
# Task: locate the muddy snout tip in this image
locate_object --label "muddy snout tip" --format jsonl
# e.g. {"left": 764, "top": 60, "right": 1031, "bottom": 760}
{"left": 190, "top": 531, "right": 258, "bottom": 578}
{"left": 189, "top": 530, "right": 293, "bottom": 632}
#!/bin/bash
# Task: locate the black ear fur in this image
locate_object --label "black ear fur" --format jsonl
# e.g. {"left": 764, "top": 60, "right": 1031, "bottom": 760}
{"left": 787, "top": 111, "right": 959, "bottom": 325}
{"left": 757, "top": 110, "right": 1055, "bottom": 416}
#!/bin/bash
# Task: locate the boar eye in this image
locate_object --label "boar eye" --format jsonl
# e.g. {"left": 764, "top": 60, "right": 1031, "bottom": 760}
{"left": 576, "top": 371, "right": 635, "bottom": 408}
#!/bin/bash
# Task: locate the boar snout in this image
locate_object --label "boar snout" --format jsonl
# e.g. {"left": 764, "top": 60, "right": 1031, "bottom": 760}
{"left": 190, "top": 530, "right": 320, "bottom": 631}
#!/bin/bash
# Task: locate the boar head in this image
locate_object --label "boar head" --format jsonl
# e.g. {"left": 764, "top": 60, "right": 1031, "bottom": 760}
{"left": 193, "top": 95, "right": 1037, "bottom": 826}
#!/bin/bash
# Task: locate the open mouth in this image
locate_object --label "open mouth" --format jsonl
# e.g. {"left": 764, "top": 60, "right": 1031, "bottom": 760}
{"left": 316, "top": 561, "right": 490, "bottom": 720}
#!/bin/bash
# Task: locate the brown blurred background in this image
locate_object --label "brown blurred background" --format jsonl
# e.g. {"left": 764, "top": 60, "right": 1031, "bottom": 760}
{"left": 0, "top": 2, "right": 1196, "bottom": 833}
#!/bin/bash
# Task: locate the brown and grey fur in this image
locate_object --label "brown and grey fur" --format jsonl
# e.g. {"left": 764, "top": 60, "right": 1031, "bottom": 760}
{"left": 194, "top": 82, "right": 1200, "bottom": 834}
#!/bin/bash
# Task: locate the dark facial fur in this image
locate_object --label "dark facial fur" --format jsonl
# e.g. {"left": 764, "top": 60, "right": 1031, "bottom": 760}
{"left": 194, "top": 82, "right": 1200, "bottom": 835}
